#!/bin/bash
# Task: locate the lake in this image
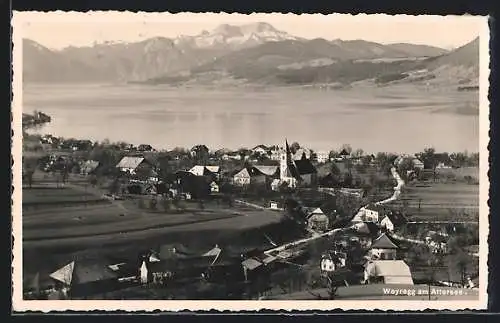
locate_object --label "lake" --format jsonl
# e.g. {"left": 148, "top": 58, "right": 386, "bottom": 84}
{"left": 22, "top": 83, "right": 480, "bottom": 154}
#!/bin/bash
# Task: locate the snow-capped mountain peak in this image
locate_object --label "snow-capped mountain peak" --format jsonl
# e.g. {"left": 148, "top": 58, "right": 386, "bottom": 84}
{"left": 174, "top": 22, "right": 301, "bottom": 49}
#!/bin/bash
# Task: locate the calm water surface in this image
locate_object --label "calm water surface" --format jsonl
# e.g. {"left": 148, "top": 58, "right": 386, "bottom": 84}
{"left": 23, "top": 83, "right": 480, "bottom": 154}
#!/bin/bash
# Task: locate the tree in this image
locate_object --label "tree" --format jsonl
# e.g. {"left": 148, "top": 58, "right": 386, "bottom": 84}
{"left": 398, "top": 158, "right": 415, "bottom": 181}
{"left": 192, "top": 145, "right": 210, "bottom": 164}
{"left": 290, "top": 142, "right": 301, "bottom": 154}
{"left": 417, "top": 148, "right": 439, "bottom": 181}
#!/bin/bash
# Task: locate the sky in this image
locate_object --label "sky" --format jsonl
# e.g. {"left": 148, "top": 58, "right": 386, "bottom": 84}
{"left": 14, "top": 12, "right": 484, "bottom": 50}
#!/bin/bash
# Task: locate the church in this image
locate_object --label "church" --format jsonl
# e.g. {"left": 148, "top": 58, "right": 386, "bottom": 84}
{"left": 277, "top": 140, "right": 317, "bottom": 188}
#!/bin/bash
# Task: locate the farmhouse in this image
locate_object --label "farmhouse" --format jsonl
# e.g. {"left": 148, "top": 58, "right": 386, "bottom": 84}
{"left": 363, "top": 260, "right": 414, "bottom": 285}
{"left": 116, "top": 156, "right": 153, "bottom": 175}
{"left": 233, "top": 168, "right": 252, "bottom": 186}
{"left": 49, "top": 259, "right": 119, "bottom": 297}
{"left": 369, "top": 233, "right": 400, "bottom": 260}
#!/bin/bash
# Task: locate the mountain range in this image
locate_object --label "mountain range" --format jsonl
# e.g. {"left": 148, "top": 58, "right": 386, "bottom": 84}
{"left": 23, "top": 22, "right": 479, "bottom": 88}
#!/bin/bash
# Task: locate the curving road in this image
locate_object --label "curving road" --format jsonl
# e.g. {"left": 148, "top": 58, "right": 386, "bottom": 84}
{"left": 263, "top": 165, "right": 405, "bottom": 258}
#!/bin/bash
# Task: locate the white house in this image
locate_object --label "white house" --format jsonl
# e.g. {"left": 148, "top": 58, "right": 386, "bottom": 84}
{"left": 315, "top": 151, "right": 330, "bottom": 164}
{"left": 320, "top": 251, "right": 347, "bottom": 275}
{"left": 269, "top": 201, "right": 282, "bottom": 210}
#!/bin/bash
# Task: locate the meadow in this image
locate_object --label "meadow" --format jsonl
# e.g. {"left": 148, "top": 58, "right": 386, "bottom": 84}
{"left": 389, "top": 181, "right": 479, "bottom": 222}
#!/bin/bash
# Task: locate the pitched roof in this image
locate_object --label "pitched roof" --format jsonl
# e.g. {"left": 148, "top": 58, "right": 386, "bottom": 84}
{"left": 205, "top": 166, "right": 220, "bottom": 173}
{"left": 339, "top": 148, "right": 350, "bottom": 156}
{"left": 242, "top": 258, "right": 263, "bottom": 271}
{"left": 319, "top": 200, "right": 337, "bottom": 215}
{"left": 189, "top": 165, "right": 208, "bottom": 176}
{"left": 234, "top": 168, "right": 250, "bottom": 178}
{"left": 352, "top": 222, "right": 380, "bottom": 235}
{"left": 294, "top": 159, "right": 317, "bottom": 175}
{"left": 366, "top": 260, "right": 413, "bottom": 284}
{"left": 49, "top": 260, "right": 117, "bottom": 286}
{"left": 252, "top": 165, "right": 279, "bottom": 176}
{"left": 116, "top": 156, "right": 146, "bottom": 170}
{"left": 371, "top": 233, "right": 400, "bottom": 249}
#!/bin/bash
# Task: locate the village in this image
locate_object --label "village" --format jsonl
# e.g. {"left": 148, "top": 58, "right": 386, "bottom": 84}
{"left": 22, "top": 127, "right": 480, "bottom": 300}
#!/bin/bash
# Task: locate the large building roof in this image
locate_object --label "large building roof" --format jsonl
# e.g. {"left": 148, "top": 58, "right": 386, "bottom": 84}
{"left": 234, "top": 168, "right": 251, "bottom": 178}
{"left": 49, "top": 260, "right": 117, "bottom": 286}
{"left": 116, "top": 156, "right": 146, "bottom": 170}
{"left": 294, "top": 159, "right": 317, "bottom": 175}
{"left": 189, "top": 165, "right": 220, "bottom": 176}
{"left": 252, "top": 165, "right": 279, "bottom": 176}
{"left": 365, "top": 260, "right": 413, "bottom": 285}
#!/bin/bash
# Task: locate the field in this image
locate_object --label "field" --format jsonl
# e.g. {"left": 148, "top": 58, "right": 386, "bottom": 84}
{"left": 21, "top": 172, "right": 296, "bottom": 283}
{"left": 388, "top": 181, "right": 479, "bottom": 222}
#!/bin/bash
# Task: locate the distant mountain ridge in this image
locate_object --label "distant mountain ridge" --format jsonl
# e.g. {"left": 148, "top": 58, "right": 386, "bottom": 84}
{"left": 23, "top": 22, "right": 471, "bottom": 86}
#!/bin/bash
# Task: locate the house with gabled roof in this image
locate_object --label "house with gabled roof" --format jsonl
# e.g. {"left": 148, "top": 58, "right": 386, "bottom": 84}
{"left": 369, "top": 233, "right": 400, "bottom": 260}
{"left": 233, "top": 168, "right": 252, "bottom": 187}
{"left": 48, "top": 259, "right": 119, "bottom": 297}
{"left": 189, "top": 165, "right": 221, "bottom": 180}
{"left": 116, "top": 156, "right": 153, "bottom": 175}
